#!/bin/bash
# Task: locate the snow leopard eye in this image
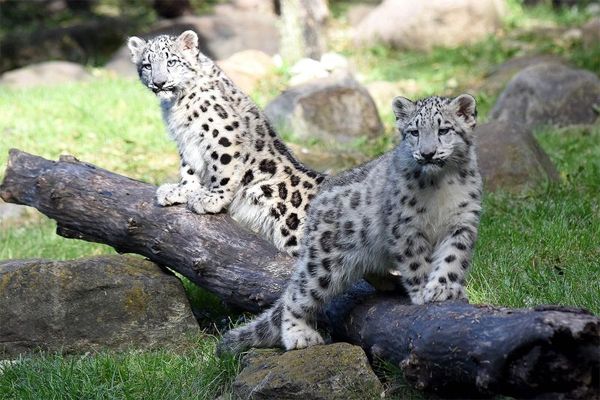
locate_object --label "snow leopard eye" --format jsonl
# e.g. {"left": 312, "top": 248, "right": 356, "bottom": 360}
{"left": 167, "top": 59, "right": 177, "bottom": 67}
{"left": 142, "top": 63, "right": 151, "bottom": 70}
{"left": 438, "top": 128, "right": 450, "bottom": 136}
{"left": 407, "top": 129, "right": 419, "bottom": 137}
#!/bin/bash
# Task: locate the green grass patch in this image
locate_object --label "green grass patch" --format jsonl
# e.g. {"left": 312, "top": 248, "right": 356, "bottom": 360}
{"left": 0, "top": 336, "right": 240, "bottom": 400}
{"left": 0, "top": 73, "right": 177, "bottom": 185}
{"left": 469, "top": 124, "right": 600, "bottom": 313}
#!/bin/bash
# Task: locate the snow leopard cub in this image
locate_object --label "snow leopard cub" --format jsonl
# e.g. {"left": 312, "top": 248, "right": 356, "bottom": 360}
{"left": 127, "top": 31, "right": 325, "bottom": 256}
{"left": 219, "top": 94, "right": 482, "bottom": 352}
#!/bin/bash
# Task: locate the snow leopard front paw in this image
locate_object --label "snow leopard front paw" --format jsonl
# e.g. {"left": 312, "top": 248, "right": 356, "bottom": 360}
{"left": 187, "top": 188, "right": 227, "bottom": 214}
{"left": 156, "top": 183, "right": 186, "bottom": 206}
{"left": 282, "top": 322, "right": 324, "bottom": 350}
{"left": 423, "top": 279, "right": 467, "bottom": 303}
{"left": 187, "top": 195, "right": 207, "bottom": 214}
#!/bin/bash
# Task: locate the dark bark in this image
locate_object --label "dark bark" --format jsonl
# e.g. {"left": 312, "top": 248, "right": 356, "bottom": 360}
{"left": 1, "top": 149, "right": 598, "bottom": 399}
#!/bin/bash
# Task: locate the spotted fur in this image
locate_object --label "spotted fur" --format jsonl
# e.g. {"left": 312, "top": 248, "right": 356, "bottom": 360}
{"left": 218, "top": 94, "right": 483, "bottom": 353}
{"left": 128, "top": 31, "right": 325, "bottom": 255}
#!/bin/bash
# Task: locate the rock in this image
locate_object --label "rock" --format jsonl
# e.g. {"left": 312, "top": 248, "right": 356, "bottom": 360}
{"left": 106, "top": 11, "right": 279, "bottom": 77}
{"left": 289, "top": 58, "right": 330, "bottom": 86}
{"left": 581, "top": 17, "right": 600, "bottom": 48}
{"left": 0, "top": 17, "right": 131, "bottom": 74}
{"left": 319, "top": 52, "right": 350, "bottom": 73}
{"left": 287, "top": 52, "right": 352, "bottom": 87}
{"left": 265, "top": 73, "right": 384, "bottom": 142}
{"left": 232, "top": 343, "right": 384, "bottom": 400}
{"left": 481, "top": 54, "right": 569, "bottom": 93}
{"left": 490, "top": 63, "right": 600, "bottom": 128}
{"left": 217, "top": 50, "right": 276, "bottom": 94}
{"left": 346, "top": 4, "right": 376, "bottom": 26}
{"left": 0, "top": 255, "right": 198, "bottom": 358}
{"left": 0, "top": 61, "right": 91, "bottom": 88}
{"left": 0, "top": 200, "right": 28, "bottom": 224}
{"left": 475, "top": 121, "right": 560, "bottom": 191}
{"left": 230, "top": 0, "right": 277, "bottom": 14}
{"left": 366, "top": 80, "right": 421, "bottom": 115}
{"left": 105, "top": 45, "right": 137, "bottom": 77}
{"left": 287, "top": 143, "right": 368, "bottom": 173}
{"left": 355, "top": 0, "right": 505, "bottom": 51}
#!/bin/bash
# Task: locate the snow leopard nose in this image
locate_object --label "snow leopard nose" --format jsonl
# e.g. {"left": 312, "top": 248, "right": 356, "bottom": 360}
{"left": 153, "top": 78, "right": 167, "bottom": 89}
{"left": 421, "top": 151, "right": 436, "bottom": 161}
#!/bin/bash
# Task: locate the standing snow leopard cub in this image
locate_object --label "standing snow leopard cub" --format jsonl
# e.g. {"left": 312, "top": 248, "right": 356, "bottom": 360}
{"left": 219, "top": 94, "right": 482, "bottom": 353}
{"left": 127, "top": 31, "right": 325, "bottom": 256}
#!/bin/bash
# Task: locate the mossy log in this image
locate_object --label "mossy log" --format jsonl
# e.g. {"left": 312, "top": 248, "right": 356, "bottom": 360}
{"left": 1, "top": 149, "right": 598, "bottom": 399}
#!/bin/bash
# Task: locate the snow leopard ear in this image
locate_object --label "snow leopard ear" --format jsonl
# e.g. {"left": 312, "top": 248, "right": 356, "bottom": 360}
{"left": 392, "top": 96, "right": 416, "bottom": 123}
{"left": 176, "top": 30, "right": 198, "bottom": 53}
{"left": 450, "top": 94, "right": 477, "bottom": 128}
{"left": 127, "top": 36, "right": 147, "bottom": 64}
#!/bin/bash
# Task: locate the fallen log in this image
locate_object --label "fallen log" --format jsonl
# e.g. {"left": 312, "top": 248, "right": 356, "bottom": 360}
{"left": 1, "top": 149, "right": 598, "bottom": 399}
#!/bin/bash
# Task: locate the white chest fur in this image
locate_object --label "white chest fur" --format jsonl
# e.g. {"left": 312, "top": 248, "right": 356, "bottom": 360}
{"left": 163, "top": 103, "right": 208, "bottom": 179}
{"left": 413, "top": 178, "right": 473, "bottom": 243}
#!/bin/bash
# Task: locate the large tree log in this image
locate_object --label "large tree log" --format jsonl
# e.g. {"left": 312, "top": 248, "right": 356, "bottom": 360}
{"left": 1, "top": 149, "right": 598, "bottom": 399}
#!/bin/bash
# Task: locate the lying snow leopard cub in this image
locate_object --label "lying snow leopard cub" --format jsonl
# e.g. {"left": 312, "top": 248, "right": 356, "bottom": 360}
{"left": 219, "top": 94, "right": 482, "bottom": 352}
{"left": 127, "top": 31, "right": 325, "bottom": 256}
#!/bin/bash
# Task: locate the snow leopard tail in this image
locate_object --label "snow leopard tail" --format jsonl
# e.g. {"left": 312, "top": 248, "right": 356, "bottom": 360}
{"left": 217, "top": 300, "right": 283, "bottom": 356}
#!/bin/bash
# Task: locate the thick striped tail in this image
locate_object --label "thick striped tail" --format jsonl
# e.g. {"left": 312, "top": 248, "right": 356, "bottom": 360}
{"left": 216, "top": 301, "right": 283, "bottom": 356}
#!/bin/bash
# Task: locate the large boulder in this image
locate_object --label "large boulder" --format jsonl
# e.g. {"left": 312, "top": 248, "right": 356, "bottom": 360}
{"left": 481, "top": 54, "right": 569, "bottom": 93}
{"left": 232, "top": 343, "right": 384, "bottom": 399}
{"left": 0, "top": 61, "right": 91, "bottom": 88}
{"left": 106, "top": 9, "right": 279, "bottom": 77}
{"left": 0, "top": 255, "right": 199, "bottom": 359}
{"left": 217, "top": 50, "right": 276, "bottom": 94}
{"left": 265, "top": 73, "right": 384, "bottom": 142}
{"left": 490, "top": 63, "right": 600, "bottom": 128}
{"left": 355, "top": 0, "right": 505, "bottom": 51}
{"left": 475, "top": 121, "right": 560, "bottom": 192}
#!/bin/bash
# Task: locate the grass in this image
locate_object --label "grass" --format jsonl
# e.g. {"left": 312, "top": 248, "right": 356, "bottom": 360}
{"left": 469, "top": 124, "right": 600, "bottom": 312}
{"left": 0, "top": 74, "right": 177, "bottom": 185}
{"left": 1, "top": 1, "right": 599, "bottom": 398}
{"left": 0, "top": 337, "right": 240, "bottom": 400}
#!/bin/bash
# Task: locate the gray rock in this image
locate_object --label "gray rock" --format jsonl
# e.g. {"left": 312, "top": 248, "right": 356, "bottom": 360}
{"left": 106, "top": 10, "right": 279, "bottom": 77}
{"left": 105, "top": 45, "right": 138, "bottom": 78}
{"left": 265, "top": 73, "right": 383, "bottom": 142}
{"left": 0, "top": 17, "right": 130, "bottom": 74}
{"left": 355, "top": 0, "right": 505, "bottom": 51}
{"left": 475, "top": 121, "right": 560, "bottom": 192}
{"left": 490, "top": 63, "right": 600, "bottom": 128}
{"left": 346, "top": 4, "right": 376, "bottom": 26}
{"left": 0, "top": 61, "right": 91, "bottom": 88}
{"left": 482, "top": 54, "right": 569, "bottom": 93}
{"left": 232, "top": 343, "right": 384, "bottom": 400}
{"left": 0, "top": 200, "right": 28, "bottom": 224}
{"left": 0, "top": 255, "right": 198, "bottom": 359}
